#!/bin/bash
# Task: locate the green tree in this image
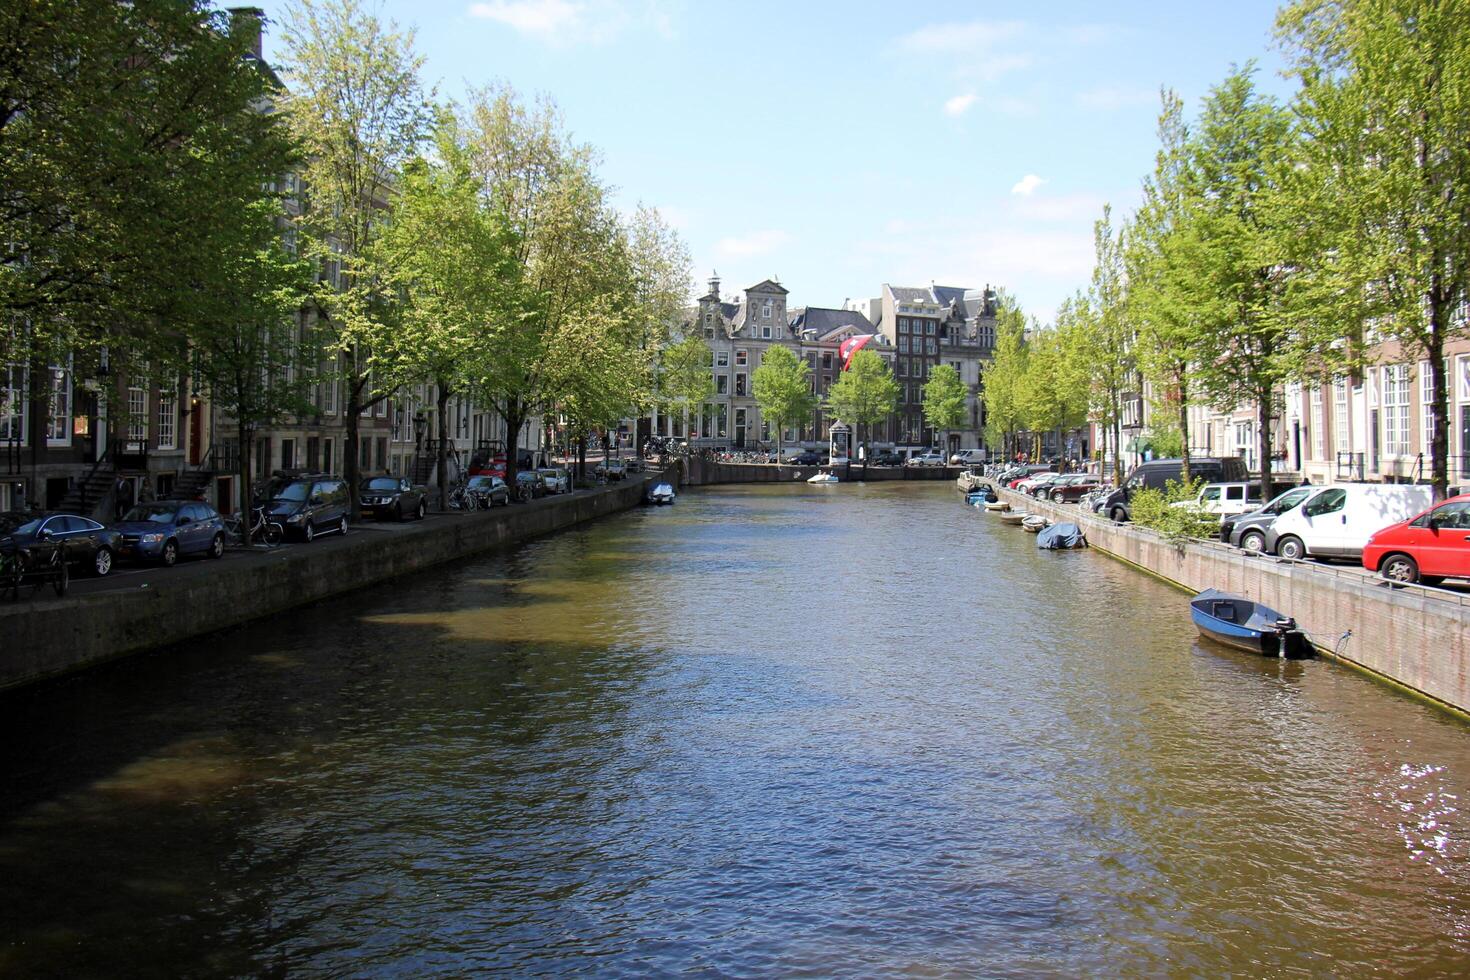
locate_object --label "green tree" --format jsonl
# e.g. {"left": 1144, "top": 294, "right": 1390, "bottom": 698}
{"left": 1278, "top": 0, "right": 1470, "bottom": 500}
{"left": 752, "top": 345, "right": 816, "bottom": 460}
{"left": 1129, "top": 89, "right": 1204, "bottom": 485}
{"left": 921, "top": 364, "right": 968, "bottom": 460}
{"left": 659, "top": 333, "right": 716, "bottom": 419}
{"left": 1082, "top": 206, "right": 1136, "bottom": 485}
{"left": 1, "top": 0, "right": 298, "bottom": 445}
{"left": 825, "top": 349, "right": 899, "bottom": 471}
{"left": 1183, "top": 66, "right": 1298, "bottom": 503}
{"left": 190, "top": 201, "right": 316, "bottom": 536}
{"left": 982, "top": 299, "right": 1029, "bottom": 458}
{"left": 281, "top": 0, "right": 435, "bottom": 507}
{"left": 370, "top": 126, "right": 520, "bottom": 508}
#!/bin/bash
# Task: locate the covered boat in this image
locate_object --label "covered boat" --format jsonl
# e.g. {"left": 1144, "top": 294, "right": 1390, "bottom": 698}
{"left": 1036, "top": 522, "right": 1087, "bottom": 549}
{"left": 646, "top": 482, "right": 676, "bottom": 505}
{"left": 1190, "top": 588, "right": 1313, "bottom": 658}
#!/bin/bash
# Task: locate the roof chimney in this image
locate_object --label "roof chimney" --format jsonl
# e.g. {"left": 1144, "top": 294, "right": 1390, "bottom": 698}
{"left": 708, "top": 270, "right": 720, "bottom": 299}
{"left": 228, "top": 7, "right": 265, "bottom": 60}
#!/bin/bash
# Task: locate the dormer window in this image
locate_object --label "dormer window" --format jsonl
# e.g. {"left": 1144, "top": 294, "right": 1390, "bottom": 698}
{"left": 761, "top": 299, "right": 773, "bottom": 319}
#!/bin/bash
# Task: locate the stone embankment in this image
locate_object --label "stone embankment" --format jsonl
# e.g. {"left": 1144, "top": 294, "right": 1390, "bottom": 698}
{"left": 0, "top": 476, "right": 652, "bottom": 692}
{"left": 994, "top": 483, "right": 1470, "bottom": 716}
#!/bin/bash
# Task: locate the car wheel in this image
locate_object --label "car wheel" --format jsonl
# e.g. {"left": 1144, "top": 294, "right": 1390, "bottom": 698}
{"left": 1051, "top": 490, "right": 1064, "bottom": 503}
{"left": 1276, "top": 535, "right": 1306, "bottom": 561}
{"left": 93, "top": 547, "right": 113, "bottom": 577}
{"left": 1380, "top": 553, "right": 1419, "bottom": 584}
{"left": 303, "top": 521, "right": 315, "bottom": 543}
{"left": 417, "top": 500, "right": 427, "bottom": 520}
{"left": 210, "top": 534, "right": 225, "bottom": 559}
{"left": 161, "top": 540, "right": 178, "bottom": 566}
{"left": 1110, "top": 506, "right": 1128, "bottom": 523}
{"left": 1240, "top": 530, "right": 1266, "bottom": 553}
{"left": 339, "top": 516, "right": 348, "bottom": 536}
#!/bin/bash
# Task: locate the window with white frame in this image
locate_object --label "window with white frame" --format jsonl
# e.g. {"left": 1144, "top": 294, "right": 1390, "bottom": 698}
{"left": 43, "top": 363, "right": 72, "bottom": 446}
{"left": 1310, "top": 387, "right": 1324, "bottom": 461}
{"left": 1, "top": 365, "right": 25, "bottom": 445}
{"left": 716, "top": 351, "right": 729, "bottom": 367}
{"left": 926, "top": 338, "right": 936, "bottom": 355}
{"left": 761, "top": 325, "right": 771, "bottom": 339}
{"left": 1421, "top": 360, "right": 1436, "bottom": 451}
{"left": 899, "top": 336, "right": 909, "bottom": 353}
{"left": 156, "top": 391, "right": 176, "bottom": 450}
{"left": 324, "top": 377, "right": 337, "bottom": 415}
{"left": 761, "top": 299, "right": 772, "bottom": 320}
{"left": 1458, "top": 354, "right": 1470, "bottom": 402}
{"left": 1234, "top": 420, "right": 1255, "bottom": 470}
{"left": 127, "top": 386, "right": 148, "bottom": 449}
{"left": 735, "top": 349, "right": 748, "bottom": 366}
{"left": 1333, "top": 378, "right": 1349, "bottom": 456}
{"left": 1384, "top": 364, "right": 1410, "bottom": 456}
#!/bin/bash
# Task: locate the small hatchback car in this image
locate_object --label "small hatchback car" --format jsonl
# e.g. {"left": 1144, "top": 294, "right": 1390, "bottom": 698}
{"left": 1361, "top": 493, "right": 1470, "bottom": 586}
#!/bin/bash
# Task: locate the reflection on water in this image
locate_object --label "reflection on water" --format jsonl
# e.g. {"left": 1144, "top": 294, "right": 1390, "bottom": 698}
{"left": 1, "top": 482, "right": 1468, "bottom": 975}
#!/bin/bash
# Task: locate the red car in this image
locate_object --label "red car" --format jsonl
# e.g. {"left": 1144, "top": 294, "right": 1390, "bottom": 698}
{"left": 1361, "top": 493, "right": 1470, "bottom": 585}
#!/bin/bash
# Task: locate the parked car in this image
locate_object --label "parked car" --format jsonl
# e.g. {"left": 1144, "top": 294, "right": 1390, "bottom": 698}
{"left": 465, "top": 474, "right": 509, "bottom": 509}
{"left": 1020, "top": 473, "right": 1067, "bottom": 496}
{"left": 0, "top": 511, "right": 122, "bottom": 577}
{"left": 1100, "top": 457, "right": 1250, "bottom": 523}
{"left": 1362, "top": 493, "right": 1470, "bottom": 585}
{"left": 1049, "top": 475, "right": 1101, "bottom": 502}
{"left": 868, "top": 451, "right": 902, "bottom": 467}
{"left": 1264, "top": 483, "right": 1435, "bottom": 560}
{"left": 264, "top": 476, "right": 350, "bottom": 541}
{"left": 1006, "top": 466, "right": 1054, "bottom": 489}
{"left": 790, "top": 450, "right": 822, "bottom": 466}
{"left": 1219, "top": 486, "right": 1324, "bottom": 552}
{"left": 949, "top": 449, "right": 985, "bottom": 465}
{"left": 538, "top": 468, "right": 571, "bottom": 494}
{"left": 515, "top": 469, "right": 547, "bottom": 499}
{"left": 597, "top": 459, "right": 628, "bottom": 480}
{"left": 112, "top": 501, "right": 227, "bottom": 566}
{"left": 906, "top": 450, "right": 947, "bottom": 467}
{"left": 359, "top": 476, "right": 427, "bottom": 522}
{"left": 1171, "top": 482, "right": 1260, "bottom": 517}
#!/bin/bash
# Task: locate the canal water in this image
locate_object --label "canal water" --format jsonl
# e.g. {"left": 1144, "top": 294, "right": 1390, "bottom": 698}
{"left": 2, "top": 483, "right": 1468, "bottom": 975}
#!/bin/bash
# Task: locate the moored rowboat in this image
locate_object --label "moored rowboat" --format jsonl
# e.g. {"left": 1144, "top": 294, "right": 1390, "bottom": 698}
{"left": 1190, "top": 588, "right": 1313, "bottom": 658}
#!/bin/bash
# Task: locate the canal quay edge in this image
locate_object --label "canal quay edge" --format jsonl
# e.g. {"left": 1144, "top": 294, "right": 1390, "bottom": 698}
{"left": 993, "top": 483, "right": 1470, "bottom": 720}
{"left": 0, "top": 476, "right": 654, "bottom": 693}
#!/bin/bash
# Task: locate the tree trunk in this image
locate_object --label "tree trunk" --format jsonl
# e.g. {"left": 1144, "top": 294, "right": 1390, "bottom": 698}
{"left": 1111, "top": 392, "right": 1124, "bottom": 485}
{"left": 1257, "top": 393, "right": 1274, "bottom": 505}
{"left": 1178, "top": 383, "right": 1191, "bottom": 486}
{"left": 238, "top": 421, "right": 253, "bottom": 546}
{"left": 503, "top": 399, "right": 523, "bottom": 498}
{"left": 435, "top": 381, "right": 451, "bottom": 511}
{"left": 1428, "top": 288, "right": 1450, "bottom": 502}
{"left": 344, "top": 378, "right": 362, "bottom": 523}
{"left": 577, "top": 434, "right": 587, "bottom": 484}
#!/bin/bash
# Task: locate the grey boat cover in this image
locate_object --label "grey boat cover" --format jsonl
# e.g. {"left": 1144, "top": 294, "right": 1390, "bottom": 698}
{"left": 1036, "top": 522, "right": 1087, "bottom": 549}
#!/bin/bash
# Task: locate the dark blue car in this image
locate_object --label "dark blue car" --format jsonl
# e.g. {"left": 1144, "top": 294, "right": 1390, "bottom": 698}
{"left": 113, "top": 501, "right": 227, "bottom": 566}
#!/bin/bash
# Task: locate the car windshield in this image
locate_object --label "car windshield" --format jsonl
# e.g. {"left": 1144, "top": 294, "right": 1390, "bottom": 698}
{"left": 467, "top": 476, "right": 494, "bottom": 489}
{"left": 123, "top": 504, "right": 180, "bottom": 524}
{"left": 516, "top": 472, "right": 536, "bottom": 482}
{"left": 2, "top": 515, "right": 42, "bottom": 536}
{"left": 1265, "top": 487, "right": 1313, "bottom": 514}
{"left": 272, "top": 482, "right": 310, "bottom": 502}
{"left": 364, "top": 478, "right": 399, "bottom": 491}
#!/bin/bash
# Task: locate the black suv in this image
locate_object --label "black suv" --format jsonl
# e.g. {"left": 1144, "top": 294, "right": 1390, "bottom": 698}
{"left": 1101, "top": 457, "right": 1249, "bottom": 523}
{"left": 265, "top": 475, "right": 350, "bottom": 541}
{"left": 790, "top": 450, "right": 822, "bottom": 466}
{"left": 869, "top": 451, "right": 902, "bottom": 466}
{"left": 359, "top": 476, "right": 427, "bottom": 522}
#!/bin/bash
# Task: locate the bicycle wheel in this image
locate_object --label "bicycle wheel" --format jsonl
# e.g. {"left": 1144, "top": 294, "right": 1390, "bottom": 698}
{"left": 262, "top": 521, "right": 284, "bottom": 546}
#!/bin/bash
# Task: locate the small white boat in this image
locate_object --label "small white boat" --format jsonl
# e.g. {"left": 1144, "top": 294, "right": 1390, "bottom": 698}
{"left": 645, "top": 482, "right": 676, "bottom": 505}
{"left": 1021, "top": 514, "right": 1050, "bottom": 533}
{"left": 807, "top": 470, "right": 839, "bottom": 485}
{"left": 982, "top": 500, "right": 1009, "bottom": 512}
{"left": 999, "top": 511, "right": 1027, "bottom": 525}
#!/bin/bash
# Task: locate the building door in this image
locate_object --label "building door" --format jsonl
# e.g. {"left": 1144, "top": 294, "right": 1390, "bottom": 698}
{"left": 1460, "top": 404, "right": 1470, "bottom": 481}
{"left": 734, "top": 409, "right": 746, "bottom": 448}
{"left": 189, "top": 407, "right": 204, "bottom": 466}
{"left": 281, "top": 438, "right": 295, "bottom": 471}
{"left": 306, "top": 436, "right": 319, "bottom": 472}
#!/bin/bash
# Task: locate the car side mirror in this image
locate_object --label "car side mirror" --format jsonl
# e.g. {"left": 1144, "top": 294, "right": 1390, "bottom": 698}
{"left": 37, "top": 528, "right": 52, "bottom": 540}
{"left": 1429, "top": 515, "right": 1447, "bottom": 529}
{"left": 310, "top": 496, "right": 323, "bottom": 505}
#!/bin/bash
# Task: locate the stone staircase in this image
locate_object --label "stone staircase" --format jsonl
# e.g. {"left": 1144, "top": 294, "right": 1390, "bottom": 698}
{"left": 166, "top": 467, "right": 214, "bottom": 501}
{"left": 58, "top": 461, "right": 117, "bottom": 519}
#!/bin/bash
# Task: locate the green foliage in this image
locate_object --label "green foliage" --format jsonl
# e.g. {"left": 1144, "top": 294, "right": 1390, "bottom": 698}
{"left": 1, "top": 0, "right": 297, "bottom": 369}
{"left": 1130, "top": 478, "right": 1217, "bottom": 542}
{"left": 659, "top": 333, "right": 715, "bottom": 412}
{"left": 825, "top": 349, "right": 899, "bottom": 452}
{"left": 922, "top": 363, "right": 968, "bottom": 434}
{"left": 751, "top": 346, "right": 816, "bottom": 455}
{"left": 981, "top": 295, "right": 1029, "bottom": 449}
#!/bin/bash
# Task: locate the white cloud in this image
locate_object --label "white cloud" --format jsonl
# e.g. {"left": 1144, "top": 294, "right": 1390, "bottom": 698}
{"left": 467, "top": 0, "right": 674, "bottom": 46}
{"left": 1076, "top": 85, "right": 1157, "bottom": 111}
{"left": 943, "top": 93, "right": 977, "bottom": 117}
{"left": 715, "top": 229, "right": 790, "bottom": 258}
{"left": 1011, "top": 191, "right": 1108, "bottom": 222}
{"left": 896, "top": 19, "right": 1027, "bottom": 55}
{"left": 1011, "top": 174, "right": 1045, "bottom": 196}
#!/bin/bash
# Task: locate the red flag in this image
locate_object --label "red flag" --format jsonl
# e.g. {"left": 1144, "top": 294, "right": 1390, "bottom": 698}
{"left": 838, "top": 334, "right": 875, "bottom": 370}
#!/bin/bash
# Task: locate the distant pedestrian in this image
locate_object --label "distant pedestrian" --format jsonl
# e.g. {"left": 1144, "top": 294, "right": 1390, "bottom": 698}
{"left": 114, "top": 477, "right": 133, "bottom": 520}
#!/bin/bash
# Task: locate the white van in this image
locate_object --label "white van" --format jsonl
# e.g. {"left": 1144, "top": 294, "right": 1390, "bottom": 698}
{"left": 1264, "top": 483, "right": 1434, "bottom": 560}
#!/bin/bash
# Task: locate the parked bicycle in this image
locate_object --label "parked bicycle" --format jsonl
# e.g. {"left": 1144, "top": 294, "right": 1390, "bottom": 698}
{"left": 0, "top": 546, "right": 67, "bottom": 601}
{"left": 222, "top": 506, "right": 284, "bottom": 547}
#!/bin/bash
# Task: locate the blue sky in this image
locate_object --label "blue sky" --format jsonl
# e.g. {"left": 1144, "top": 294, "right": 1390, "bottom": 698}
{"left": 244, "top": 0, "right": 1295, "bottom": 321}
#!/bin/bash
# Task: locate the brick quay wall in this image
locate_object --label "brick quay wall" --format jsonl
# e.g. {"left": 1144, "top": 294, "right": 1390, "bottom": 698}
{"left": 992, "top": 484, "right": 1470, "bottom": 717}
{"left": 0, "top": 477, "right": 651, "bottom": 693}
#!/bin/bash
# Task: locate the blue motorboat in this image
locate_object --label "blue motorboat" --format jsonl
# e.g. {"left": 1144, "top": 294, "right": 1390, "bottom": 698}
{"left": 1190, "top": 588, "right": 1313, "bottom": 658}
